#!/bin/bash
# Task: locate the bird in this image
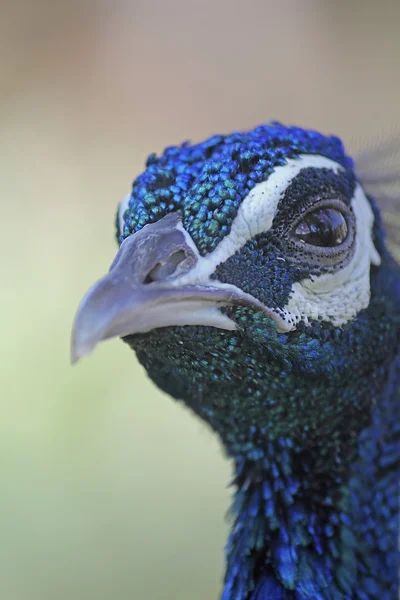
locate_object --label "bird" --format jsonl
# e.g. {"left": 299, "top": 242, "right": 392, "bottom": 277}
{"left": 71, "top": 123, "right": 400, "bottom": 599}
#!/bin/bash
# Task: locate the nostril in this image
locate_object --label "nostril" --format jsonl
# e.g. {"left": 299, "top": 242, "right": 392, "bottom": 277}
{"left": 143, "top": 250, "right": 187, "bottom": 284}
{"left": 143, "top": 266, "right": 160, "bottom": 285}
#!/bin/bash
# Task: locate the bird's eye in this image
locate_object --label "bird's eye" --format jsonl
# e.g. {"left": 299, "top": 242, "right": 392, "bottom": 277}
{"left": 294, "top": 207, "right": 348, "bottom": 247}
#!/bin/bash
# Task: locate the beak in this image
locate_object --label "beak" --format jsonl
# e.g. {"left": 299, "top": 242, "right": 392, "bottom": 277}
{"left": 71, "top": 212, "right": 289, "bottom": 364}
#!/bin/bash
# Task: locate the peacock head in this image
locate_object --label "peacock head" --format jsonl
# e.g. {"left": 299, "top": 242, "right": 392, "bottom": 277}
{"left": 72, "top": 124, "right": 399, "bottom": 449}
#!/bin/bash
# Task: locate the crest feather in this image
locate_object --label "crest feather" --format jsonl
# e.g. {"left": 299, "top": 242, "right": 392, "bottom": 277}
{"left": 355, "top": 136, "right": 400, "bottom": 258}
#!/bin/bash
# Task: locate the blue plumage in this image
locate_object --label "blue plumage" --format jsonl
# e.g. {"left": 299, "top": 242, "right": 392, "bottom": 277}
{"left": 73, "top": 123, "right": 400, "bottom": 599}
{"left": 118, "top": 124, "right": 353, "bottom": 254}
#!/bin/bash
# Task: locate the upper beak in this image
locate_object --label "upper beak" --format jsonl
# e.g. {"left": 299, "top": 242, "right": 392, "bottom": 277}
{"left": 71, "top": 212, "right": 289, "bottom": 364}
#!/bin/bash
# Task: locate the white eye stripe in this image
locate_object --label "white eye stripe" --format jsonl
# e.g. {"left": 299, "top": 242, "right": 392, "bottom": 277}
{"left": 210, "top": 154, "right": 344, "bottom": 261}
{"left": 170, "top": 153, "right": 380, "bottom": 329}
{"left": 174, "top": 154, "right": 345, "bottom": 286}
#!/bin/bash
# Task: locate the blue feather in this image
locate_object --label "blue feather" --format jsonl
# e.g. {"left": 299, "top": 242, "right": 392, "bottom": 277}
{"left": 74, "top": 122, "right": 400, "bottom": 599}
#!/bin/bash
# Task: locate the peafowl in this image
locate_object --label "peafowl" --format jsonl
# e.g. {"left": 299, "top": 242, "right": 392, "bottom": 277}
{"left": 72, "top": 123, "right": 400, "bottom": 599}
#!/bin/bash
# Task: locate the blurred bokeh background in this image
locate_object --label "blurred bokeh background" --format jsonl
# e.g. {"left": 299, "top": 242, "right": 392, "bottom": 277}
{"left": 1, "top": 1, "right": 399, "bottom": 598}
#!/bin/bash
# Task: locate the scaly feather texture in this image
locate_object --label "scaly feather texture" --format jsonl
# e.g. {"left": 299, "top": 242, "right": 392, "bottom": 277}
{"left": 74, "top": 123, "right": 400, "bottom": 599}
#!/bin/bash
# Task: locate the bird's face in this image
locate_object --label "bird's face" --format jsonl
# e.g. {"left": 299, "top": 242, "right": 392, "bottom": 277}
{"left": 72, "top": 125, "right": 398, "bottom": 447}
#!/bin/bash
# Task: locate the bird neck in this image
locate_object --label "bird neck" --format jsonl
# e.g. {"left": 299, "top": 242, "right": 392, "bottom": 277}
{"left": 221, "top": 356, "right": 400, "bottom": 599}
{"left": 223, "top": 438, "right": 353, "bottom": 599}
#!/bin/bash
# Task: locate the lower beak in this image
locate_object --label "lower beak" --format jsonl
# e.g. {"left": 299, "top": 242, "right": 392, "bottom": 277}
{"left": 71, "top": 213, "right": 288, "bottom": 364}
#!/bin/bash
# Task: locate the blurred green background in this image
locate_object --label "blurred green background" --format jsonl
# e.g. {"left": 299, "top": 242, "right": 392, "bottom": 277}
{"left": 1, "top": 1, "right": 399, "bottom": 598}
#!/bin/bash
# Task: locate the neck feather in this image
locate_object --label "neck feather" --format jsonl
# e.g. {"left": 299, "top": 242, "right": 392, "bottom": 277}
{"left": 222, "top": 356, "right": 400, "bottom": 600}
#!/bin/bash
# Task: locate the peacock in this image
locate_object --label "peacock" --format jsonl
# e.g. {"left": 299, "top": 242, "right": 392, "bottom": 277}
{"left": 71, "top": 123, "right": 400, "bottom": 599}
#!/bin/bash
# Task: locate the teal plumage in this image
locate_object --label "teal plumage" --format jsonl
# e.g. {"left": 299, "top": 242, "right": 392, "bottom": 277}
{"left": 72, "top": 123, "right": 400, "bottom": 599}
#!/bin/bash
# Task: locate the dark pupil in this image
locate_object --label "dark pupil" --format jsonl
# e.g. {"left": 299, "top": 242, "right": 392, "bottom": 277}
{"left": 294, "top": 208, "right": 348, "bottom": 247}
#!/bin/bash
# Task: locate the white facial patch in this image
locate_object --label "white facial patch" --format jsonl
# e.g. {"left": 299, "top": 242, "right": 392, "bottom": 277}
{"left": 173, "top": 154, "right": 347, "bottom": 285}
{"left": 281, "top": 183, "right": 380, "bottom": 327}
{"left": 169, "top": 153, "right": 380, "bottom": 330}
{"left": 118, "top": 193, "right": 131, "bottom": 236}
